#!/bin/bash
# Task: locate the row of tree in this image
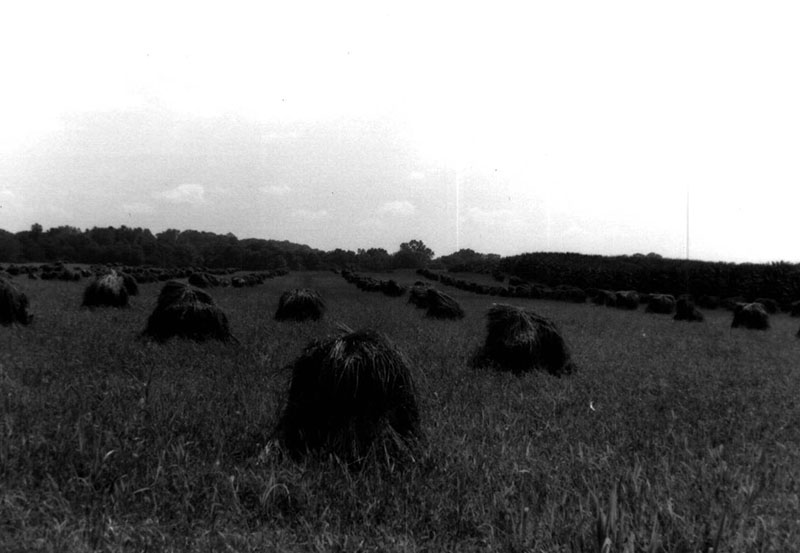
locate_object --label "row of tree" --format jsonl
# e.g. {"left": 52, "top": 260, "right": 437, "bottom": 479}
{"left": 494, "top": 252, "right": 800, "bottom": 305}
{"left": 3, "top": 224, "right": 798, "bottom": 302}
{"left": 0, "top": 225, "right": 435, "bottom": 272}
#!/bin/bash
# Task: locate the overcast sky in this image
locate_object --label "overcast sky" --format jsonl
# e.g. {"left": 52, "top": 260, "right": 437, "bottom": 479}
{"left": 1, "top": 1, "right": 798, "bottom": 262}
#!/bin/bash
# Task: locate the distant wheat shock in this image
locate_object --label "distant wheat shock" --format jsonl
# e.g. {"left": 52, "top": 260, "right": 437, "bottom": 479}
{"left": 674, "top": 296, "right": 705, "bottom": 322}
{"left": 0, "top": 277, "right": 33, "bottom": 325}
{"left": 407, "top": 283, "right": 432, "bottom": 308}
{"left": 473, "top": 303, "right": 575, "bottom": 376}
{"left": 423, "top": 288, "right": 465, "bottom": 320}
{"left": 82, "top": 271, "right": 130, "bottom": 308}
{"left": 646, "top": 294, "right": 676, "bottom": 314}
{"left": 142, "top": 280, "right": 235, "bottom": 342}
{"left": 274, "top": 289, "right": 326, "bottom": 321}
{"left": 380, "top": 279, "right": 406, "bottom": 297}
{"left": 731, "top": 302, "right": 770, "bottom": 330}
{"left": 614, "top": 290, "right": 640, "bottom": 310}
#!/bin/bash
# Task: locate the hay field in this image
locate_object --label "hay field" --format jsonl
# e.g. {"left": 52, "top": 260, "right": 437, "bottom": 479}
{"left": 2, "top": 271, "right": 799, "bottom": 552}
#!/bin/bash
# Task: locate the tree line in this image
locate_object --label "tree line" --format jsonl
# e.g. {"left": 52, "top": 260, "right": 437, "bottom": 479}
{"left": 2, "top": 224, "right": 798, "bottom": 302}
{"left": 0, "top": 225, "right": 434, "bottom": 272}
{"left": 495, "top": 251, "right": 800, "bottom": 305}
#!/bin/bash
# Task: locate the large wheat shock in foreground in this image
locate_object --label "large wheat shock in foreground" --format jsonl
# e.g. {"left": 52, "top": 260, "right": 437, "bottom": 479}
{"left": 275, "top": 328, "right": 421, "bottom": 466}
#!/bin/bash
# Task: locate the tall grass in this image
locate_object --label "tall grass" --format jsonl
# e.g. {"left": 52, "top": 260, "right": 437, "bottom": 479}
{"left": 1, "top": 271, "right": 799, "bottom": 551}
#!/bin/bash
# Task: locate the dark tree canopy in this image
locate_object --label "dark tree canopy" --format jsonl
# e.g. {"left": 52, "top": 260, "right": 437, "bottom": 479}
{"left": 394, "top": 240, "right": 434, "bottom": 269}
{"left": 356, "top": 248, "right": 392, "bottom": 272}
{"left": 1, "top": 223, "right": 799, "bottom": 305}
{"left": 0, "top": 224, "right": 323, "bottom": 271}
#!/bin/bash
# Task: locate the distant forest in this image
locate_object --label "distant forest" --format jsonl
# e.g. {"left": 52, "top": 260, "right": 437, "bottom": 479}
{"left": 495, "top": 252, "right": 800, "bottom": 306}
{"left": 436, "top": 249, "right": 800, "bottom": 305}
{"left": 0, "top": 224, "right": 434, "bottom": 272}
{"left": 2, "top": 224, "right": 799, "bottom": 303}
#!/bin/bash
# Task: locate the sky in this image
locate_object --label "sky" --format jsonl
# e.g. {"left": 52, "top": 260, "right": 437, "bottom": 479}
{"left": 1, "top": 1, "right": 799, "bottom": 263}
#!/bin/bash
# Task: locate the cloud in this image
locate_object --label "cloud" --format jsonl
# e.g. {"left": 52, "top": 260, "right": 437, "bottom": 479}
{"left": 261, "top": 184, "right": 292, "bottom": 196}
{"left": 0, "top": 189, "right": 26, "bottom": 227}
{"left": 358, "top": 200, "right": 416, "bottom": 230}
{"left": 0, "top": 189, "right": 17, "bottom": 205}
{"left": 293, "top": 208, "right": 329, "bottom": 221}
{"left": 121, "top": 202, "right": 155, "bottom": 214}
{"left": 377, "top": 200, "right": 416, "bottom": 216}
{"left": 562, "top": 223, "right": 586, "bottom": 238}
{"left": 357, "top": 216, "right": 384, "bottom": 229}
{"left": 44, "top": 204, "right": 72, "bottom": 218}
{"left": 464, "top": 206, "right": 522, "bottom": 226}
{"left": 408, "top": 171, "right": 426, "bottom": 181}
{"left": 155, "top": 184, "right": 206, "bottom": 205}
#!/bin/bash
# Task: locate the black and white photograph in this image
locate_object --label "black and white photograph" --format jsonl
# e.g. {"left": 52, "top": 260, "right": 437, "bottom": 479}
{"left": 1, "top": 1, "right": 799, "bottom": 550}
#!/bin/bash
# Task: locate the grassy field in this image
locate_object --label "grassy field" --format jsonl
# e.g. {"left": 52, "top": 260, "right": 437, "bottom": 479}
{"left": 2, "top": 270, "right": 799, "bottom": 552}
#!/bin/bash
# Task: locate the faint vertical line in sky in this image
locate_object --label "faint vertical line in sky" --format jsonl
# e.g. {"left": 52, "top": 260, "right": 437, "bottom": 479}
{"left": 455, "top": 168, "right": 460, "bottom": 251}
{"left": 545, "top": 197, "right": 551, "bottom": 250}
{"left": 686, "top": 187, "right": 690, "bottom": 260}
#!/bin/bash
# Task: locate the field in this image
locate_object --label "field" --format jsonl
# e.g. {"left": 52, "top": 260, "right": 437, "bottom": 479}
{"left": 2, "top": 271, "right": 800, "bottom": 552}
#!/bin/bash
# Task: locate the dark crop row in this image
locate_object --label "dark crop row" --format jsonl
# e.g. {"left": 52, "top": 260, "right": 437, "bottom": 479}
{"left": 0, "top": 262, "right": 287, "bottom": 288}
{"left": 416, "top": 268, "right": 588, "bottom": 303}
{"left": 417, "top": 268, "right": 800, "bottom": 318}
{"left": 339, "top": 269, "right": 406, "bottom": 297}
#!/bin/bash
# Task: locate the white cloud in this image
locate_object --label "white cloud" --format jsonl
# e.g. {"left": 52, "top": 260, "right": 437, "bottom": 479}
{"left": 44, "top": 204, "right": 72, "bottom": 219}
{"left": 261, "top": 184, "right": 292, "bottom": 196}
{"left": 0, "top": 189, "right": 25, "bottom": 228}
{"left": 357, "top": 216, "right": 384, "bottom": 229}
{"left": 121, "top": 202, "right": 155, "bottom": 214}
{"left": 377, "top": 200, "right": 415, "bottom": 216}
{"left": 464, "top": 206, "right": 522, "bottom": 226}
{"left": 155, "top": 184, "right": 206, "bottom": 205}
{"left": 261, "top": 130, "right": 302, "bottom": 143}
{"left": 562, "top": 224, "right": 586, "bottom": 238}
{"left": 408, "top": 171, "right": 426, "bottom": 181}
{"left": 0, "top": 189, "right": 17, "bottom": 204}
{"left": 293, "top": 208, "right": 329, "bottom": 221}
